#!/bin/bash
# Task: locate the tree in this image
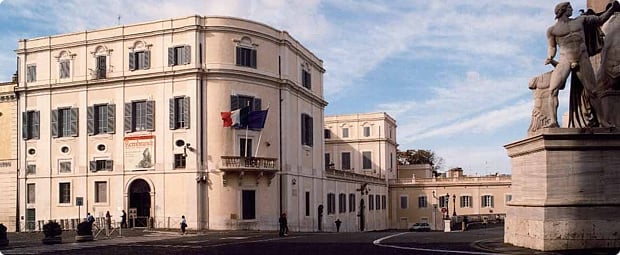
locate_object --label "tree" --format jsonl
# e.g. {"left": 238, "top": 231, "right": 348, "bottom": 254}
{"left": 397, "top": 149, "right": 444, "bottom": 173}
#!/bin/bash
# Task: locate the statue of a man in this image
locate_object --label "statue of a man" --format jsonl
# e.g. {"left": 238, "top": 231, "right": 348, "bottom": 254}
{"left": 545, "top": 1, "right": 619, "bottom": 127}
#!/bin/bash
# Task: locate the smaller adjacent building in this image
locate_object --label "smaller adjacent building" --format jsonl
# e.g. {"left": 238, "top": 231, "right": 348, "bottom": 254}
{"left": 0, "top": 78, "right": 18, "bottom": 232}
{"left": 390, "top": 166, "right": 511, "bottom": 230}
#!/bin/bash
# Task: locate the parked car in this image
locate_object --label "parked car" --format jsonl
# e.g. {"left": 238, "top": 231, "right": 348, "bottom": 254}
{"left": 409, "top": 222, "right": 431, "bottom": 232}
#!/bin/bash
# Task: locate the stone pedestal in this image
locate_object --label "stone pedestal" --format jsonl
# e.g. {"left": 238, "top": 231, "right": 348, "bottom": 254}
{"left": 444, "top": 219, "right": 451, "bottom": 232}
{"left": 504, "top": 128, "right": 620, "bottom": 251}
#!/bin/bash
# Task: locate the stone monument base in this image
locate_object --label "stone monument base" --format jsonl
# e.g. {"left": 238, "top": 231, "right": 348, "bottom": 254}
{"left": 504, "top": 128, "right": 620, "bottom": 251}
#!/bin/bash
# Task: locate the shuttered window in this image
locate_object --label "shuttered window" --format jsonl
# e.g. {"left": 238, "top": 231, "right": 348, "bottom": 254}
{"left": 89, "top": 159, "right": 113, "bottom": 172}
{"left": 26, "top": 64, "right": 36, "bottom": 82}
{"left": 124, "top": 100, "right": 155, "bottom": 132}
{"left": 52, "top": 107, "right": 78, "bottom": 138}
{"left": 95, "top": 181, "right": 107, "bottom": 203}
{"left": 169, "top": 96, "right": 190, "bottom": 129}
{"left": 88, "top": 104, "right": 115, "bottom": 135}
{"left": 59, "top": 60, "right": 70, "bottom": 79}
{"left": 59, "top": 183, "right": 71, "bottom": 204}
{"left": 236, "top": 46, "right": 257, "bottom": 68}
{"left": 230, "top": 95, "right": 261, "bottom": 111}
{"left": 129, "top": 50, "right": 151, "bottom": 70}
{"left": 362, "top": 151, "right": 372, "bottom": 169}
{"left": 341, "top": 152, "right": 351, "bottom": 170}
{"left": 302, "top": 69, "right": 311, "bottom": 89}
{"left": 22, "top": 110, "right": 40, "bottom": 140}
{"left": 301, "top": 114, "right": 313, "bottom": 147}
{"left": 168, "top": 45, "right": 191, "bottom": 66}
{"left": 96, "top": 56, "right": 106, "bottom": 79}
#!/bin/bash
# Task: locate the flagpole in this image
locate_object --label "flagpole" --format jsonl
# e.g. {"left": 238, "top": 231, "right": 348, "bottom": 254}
{"left": 254, "top": 105, "right": 269, "bottom": 157}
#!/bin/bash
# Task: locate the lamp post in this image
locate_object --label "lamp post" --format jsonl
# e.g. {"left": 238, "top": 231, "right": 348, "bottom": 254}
{"left": 445, "top": 193, "right": 450, "bottom": 219}
{"left": 452, "top": 194, "right": 457, "bottom": 217}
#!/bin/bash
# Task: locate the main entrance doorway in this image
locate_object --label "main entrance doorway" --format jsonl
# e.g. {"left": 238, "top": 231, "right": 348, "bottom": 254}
{"left": 128, "top": 179, "right": 151, "bottom": 227}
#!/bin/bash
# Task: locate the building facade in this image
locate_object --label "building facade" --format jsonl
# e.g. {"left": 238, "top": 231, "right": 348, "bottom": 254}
{"left": 323, "top": 112, "right": 398, "bottom": 232}
{"left": 390, "top": 166, "right": 511, "bottom": 230}
{"left": 14, "top": 15, "right": 327, "bottom": 232}
{"left": 0, "top": 79, "right": 18, "bottom": 232}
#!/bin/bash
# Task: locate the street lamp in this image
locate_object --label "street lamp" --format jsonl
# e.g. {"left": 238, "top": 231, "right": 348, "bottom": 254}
{"left": 445, "top": 193, "right": 450, "bottom": 219}
{"left": 452, "top": 194, "right": 457, "bottom": 217}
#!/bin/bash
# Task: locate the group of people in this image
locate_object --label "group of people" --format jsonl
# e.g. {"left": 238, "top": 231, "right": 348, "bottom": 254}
{"left": 84, "top": 210, "right": 128, "bottom": 229}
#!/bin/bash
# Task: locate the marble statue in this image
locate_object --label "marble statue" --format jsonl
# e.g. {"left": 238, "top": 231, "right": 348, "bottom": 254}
{"left": 542, "top": 1, "right": 620, "bottom": 128}
{"left": 528, "top": 70, "right": 558, "bottom": 135}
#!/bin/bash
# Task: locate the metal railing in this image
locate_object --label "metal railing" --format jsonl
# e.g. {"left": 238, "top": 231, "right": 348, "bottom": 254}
{"left": 220, "top": 156, "right": 277, "bottom": 170}
{"left": 389, "top": 175, "right": 511, "bottom": 185}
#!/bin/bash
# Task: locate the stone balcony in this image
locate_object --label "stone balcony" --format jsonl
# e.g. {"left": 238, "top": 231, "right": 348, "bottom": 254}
{"left": 389, "top": 175, "right": 511, "bottom": 186}
{"left": 220, "top": 156, "right": 278, "bottom": 186}
{"left": 325, "top": 168, "right": 385, "bottom": 184}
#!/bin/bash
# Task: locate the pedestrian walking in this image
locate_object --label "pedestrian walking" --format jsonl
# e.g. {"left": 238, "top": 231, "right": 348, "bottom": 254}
{"left": 121, "top": 210, "right": 127, "bottom": 228}
{"left": 105, "top": 211, "right": 112, "bottom": 230}
{"left": 335, "top": 219, "right": 342, "bottom": 232}
{"left": 87, "top": 213, "right": 95, "bottom": 226}
{"left": 279, "top": 213, "right": 288, "bottom": 237}
{"left": 180, "top": 215, "right": 187, "bottom": 235}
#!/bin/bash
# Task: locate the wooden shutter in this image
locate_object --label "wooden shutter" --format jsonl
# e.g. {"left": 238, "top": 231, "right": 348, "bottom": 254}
{"left": 128, "top": 52, "right": 135, "bottom": 71}
{"left": 107, "top": 104, "right": 115, "bottom": 134}
{"left": 230, "top": 95, "right": 239, "bottom": 111}
{"left": 251, "top": 49, "right": 257, "bottom": 68}
{"left": 70, "top": 107, "right": 79, "bottom": 137}
{"left": 167, "top": 47, "right": 175, "bottom": 66}
{"left": 253, "top": 98, "right": 261, "bottom": 111}
{"left": 106, "top": 160, "right": 113, "bottom": 171}
{"left": 33, "top": 111, "right": 40, "bottom": 139}
{"left": 308, "top": 116, "right": 313, "bottom": 146}
{"left": 124, "top": 102, "right": 132, "bottom": 133}
{"left": 169, "top": 98, "right": 176, "bottom": 130}
{"left": 146, "top": 100, "right": 155, "bottom": 131}
{"left": 89, "top": 161, "right": 96, "bottom": 172}
{"left": 235, "top": 47, "right": 242, "bottom": 65}
{"left": 87, "top": 106, "right": 95, "bottom": 135}
{"left": 183, "top": 96, "right": 190, "bottom": 128}
{"left": 22, "top": 112, "right": 29, "bottom": 140}
{"left": 183, "top": 45, "right": 191, "bottom": 64}
{"left": 51, "top": 109, "right": 59, "bottom": 138}
{"left": 143, "top": 51, "right": 150, "bottom": 69}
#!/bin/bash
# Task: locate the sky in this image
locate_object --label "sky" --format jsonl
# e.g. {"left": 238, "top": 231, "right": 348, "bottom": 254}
{"left": 0, "top": 0, "right": 590, "bottom": 175}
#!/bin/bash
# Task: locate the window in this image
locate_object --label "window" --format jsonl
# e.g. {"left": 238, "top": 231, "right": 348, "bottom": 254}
{"left": 439, "top": 196, "right": 449, "bottom": 208}
{"left": 418, "top": 196, "right": 428, "bottom": 208}
{"left": 88, "top": 104, "right": 115, "bottom": 135}
{"left": 95, "top": 181, "right": 107, "bottom": 203}
{"left": 96, "top": 55, "right": 106, "bottom": 79}
{"left": 26, "top": 64, "right": 36, "bottom": 82}
{"left": 27, "top": 184, "right": 35, "bottom": 204}
{"left": 236, "top": 46, "right": 257, "bottom": 68}
{"left": 59, "top": 161, "right": 72, "bottom": 173}
{"left": 325, "top": 153, "right": 331, "bottom": 169}
{"left": 338, "top": 193, "right": 346, "bottom": 213}
{"left": 124, "top": 100, "right": 155, "bottom": 132}
{"left": 400, "top": 195, "right": 408, "bottom": 209}
{"left": 22, "top": 110, "right": 40, "bottom": 140}
{"left": 51, "top": 107, "right": 78, "bottom": 138}
{"left": 369, "top": 194, "right": 374, "bottom": 211}
{"left": 482, "top": 195, "right": 494, "bottom": 208}
{"left": 169, "top": 96, "right": 190, "bottom": 129}
{"left": 375, "top": 195, "right": 381, "bottom": 211}
{"left": 305, "top": 192, "right": 310, "bottom": 216}
{"left": 26, "top": 164, "right": 36, "bottom": 175}
{"left": 302, "top": 69, "right": 311, "bottom": 89}
{"left": 174, "top": 154, "right": 187, "bottom": 169}
{"left": 60, "top": 60, "right": 70, "bottom": 78}
{"left": 239, "top": 138, "right": 253, "bottom": 157}
{"left": 301, "top": 114, "right": 313, "bottom": 147}
{"left": 242, "top": 190, "right": 256, "bottom": 220}
{"left": 349, "top": 194, "right": 356, "bottom": 212}
{"left": 342, "top": 128, "right": 349, "bottom": 138}
{"left": 168, "top": 45, "right": 191, "bottom": 66}
{"left": 327, "top": 193, "right": 336, "bottom": 215}
{"left": 129, "top": 50, "right": 150, "bottom": 70}
{"left": 89, "top": 159, "right": 113, "bottom": 172}
{"left": 362, "top": 151, "right": 372, "bottom": 170}
{"left": 363, "top": 126, "right": 371, "bottom": 137}
{"left": 59, "top": 182, "right": 71, "bottom": 204}
{"left": 382, "top": 195, "right": 386, "bottom": 210}
{"left": 505, "top": 194, "right": 512, "bottom": 204}
{"left": 460, "top": 196, "right": 473, "bottom": 208}
{"left": 324, "top": 129, "right": 331, "bottom": 139}
{"left": 341, "top": 152, "right": 351, "bottom": 170}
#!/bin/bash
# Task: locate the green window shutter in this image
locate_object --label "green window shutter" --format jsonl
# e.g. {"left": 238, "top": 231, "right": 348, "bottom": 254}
{"left": 167, "top": 47, "right": 174, "bottom": 66}
{"left": 87, "top": 106, "right": 94, "bottom": 135}
{"left": 51, "top": 109, "right": 59, "bottom": 138}
{"left": 184, "top": 45, "right": 191, "bottom": 64}
{"left": 146, "top": 100, "right": 155, "bottom": 131}
{"left": 128, "top": 52, "right": 135, "bottom": 71}
{"left": 124, "top": 103, "right": 132, "bottom": 133}
{"left": 107, "top": 104, "right": 115, "bottom": 134}
{"left": 33, "top": 111, "right": 40, "bottom": 139}
{"left": 22, "top": 112, "right": 29, "bottom": 140}
{"left": 143, "top": 51, "right": 150, "bottom": 69}
{"left": 70, "top": 108, "right": 79, "bottom": 137}
{"left": 183, "top": 96, "right": 190, "bottom": 129}
{"left": 169, "top": 98, "right": 176, "bottom": 130}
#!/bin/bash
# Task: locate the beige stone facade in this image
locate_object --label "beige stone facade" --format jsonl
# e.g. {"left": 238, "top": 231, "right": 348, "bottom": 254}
{"left": 0, "top": 81, "right": 17, "bottom": 232}
{"left": 323, "top": 112, "right": 398, "bottom": 231}
{"left": 14, "top": 15, "right": 327, "bottom": 232}
{"left": 390, "top": 166, "right": 512, "bottom": 230}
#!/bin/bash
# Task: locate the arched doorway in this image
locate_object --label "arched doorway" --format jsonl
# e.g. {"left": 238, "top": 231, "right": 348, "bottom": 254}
{"left": 128, "top": 179, "right": 151, "bottom": 227}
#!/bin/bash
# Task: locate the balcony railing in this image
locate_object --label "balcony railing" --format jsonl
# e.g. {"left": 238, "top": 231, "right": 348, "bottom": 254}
{"left": 220, "top": 156, "right": 278, "bottom": 186}
{"left": 325, "top": 168, "right": 385, "bottom": 184}
{"left": 389, "top": 175, "right": 511, "bottom": 185}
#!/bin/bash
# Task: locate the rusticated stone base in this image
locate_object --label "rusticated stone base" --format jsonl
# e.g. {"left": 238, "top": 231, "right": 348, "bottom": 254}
{"left": 504, "top": 128, "right": 620, "bottom": 251}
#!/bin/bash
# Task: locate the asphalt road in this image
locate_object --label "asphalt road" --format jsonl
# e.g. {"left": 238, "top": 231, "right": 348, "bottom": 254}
{"left": 1, "top": 226, "right": 619, "bottom": 255}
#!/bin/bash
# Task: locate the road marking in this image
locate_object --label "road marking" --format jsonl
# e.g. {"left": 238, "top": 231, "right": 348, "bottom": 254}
{"left": 373, "top": 233, "right": 503, "bottom": 255}
{"left": 220, "top": 237, "right": 250, "bottom": 240}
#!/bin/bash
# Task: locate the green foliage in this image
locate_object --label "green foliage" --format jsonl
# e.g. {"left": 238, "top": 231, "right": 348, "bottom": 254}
{"left": 397, "top": 149, "right": 444, "bottom": 171}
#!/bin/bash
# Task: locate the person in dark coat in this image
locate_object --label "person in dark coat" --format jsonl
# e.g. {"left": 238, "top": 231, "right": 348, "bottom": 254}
{"left": 278, "top": 213, "right": 288, "bottom": 237}
{"left": 335, "top": 219, "right": 342, "bottom": 232}
{"left": 121, "top": 210, "right": 127, "bottom": 228}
